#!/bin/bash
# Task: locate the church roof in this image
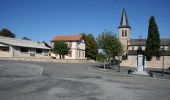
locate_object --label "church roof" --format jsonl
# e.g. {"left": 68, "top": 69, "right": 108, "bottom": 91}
{"left": 118, "top": 8, "right": 131, "bottom": 29}
{"left": 129, "top": 38, "right": 170, "bottom": 46}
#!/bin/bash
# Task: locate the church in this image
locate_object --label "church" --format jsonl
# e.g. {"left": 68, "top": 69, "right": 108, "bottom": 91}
{"left": 118, "top": 8, "right": 170, "bottom": 69}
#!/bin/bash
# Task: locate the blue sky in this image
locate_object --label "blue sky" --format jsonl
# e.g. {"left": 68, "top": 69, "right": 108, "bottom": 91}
{"left": 0, "top": 0, "right": 170, "bottom": 44}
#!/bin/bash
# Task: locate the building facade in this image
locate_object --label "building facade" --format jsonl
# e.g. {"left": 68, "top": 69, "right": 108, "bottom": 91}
{"left": 0, "top": 36, "right": 50, "bottom": 58}
{"left": 51, "top": 35, "right": 86, "bottom": 60}
{"left": 118, "top": 8, "right": 170, "bottom": 69}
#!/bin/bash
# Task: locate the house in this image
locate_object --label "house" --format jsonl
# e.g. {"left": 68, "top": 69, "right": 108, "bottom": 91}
{"left": 0, "top": 36, "right": 50, "bottom": 58}
{"left": 51, "top": 35, "right": 86, "bottom": 59}
{"left": 118, "top": 8, "right": 170, "bottom": 68}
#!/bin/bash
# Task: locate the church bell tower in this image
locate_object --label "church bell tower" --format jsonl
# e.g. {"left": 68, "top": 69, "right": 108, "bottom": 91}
{"left": 118, "top": 8, "right": 131, "bottom": 54}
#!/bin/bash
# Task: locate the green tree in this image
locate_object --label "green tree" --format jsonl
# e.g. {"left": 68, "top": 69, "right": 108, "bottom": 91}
{"left": 96, "top": 30, "right": 124, "bottom": 66}
{"left": 22, "top": 37, "right": 31, "bottom": 40}
{"left": 96, "top": 52, "right": 105, "bottom": 62}
{"left": 52, "top": 41, "right": 70, "bottom": 59}
{"left": 145, "top": 16, "right": 160, "bottom": 61}
{"left": 0, "top": 28, "right": 15, "bottom": 38}
{"left": 83, "top": 33, "right": 98, "bottom": 60}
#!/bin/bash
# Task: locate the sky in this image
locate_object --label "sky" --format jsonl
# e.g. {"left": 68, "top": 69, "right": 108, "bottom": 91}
{"left": 0, "top": 0, "right": 170, "bottom": 44}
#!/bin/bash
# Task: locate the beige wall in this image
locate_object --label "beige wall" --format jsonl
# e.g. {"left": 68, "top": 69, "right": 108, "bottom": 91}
{"left": 0, "top": 44, "right": 11, "bottom": 57}
{"left": 121, "top": 55, "right": 170, "bottom": 69}
{"left": 0, "top": 43, "right": 49, "bottom": 58}
{"left": 119, "top": 28, "right": 131, "bottom": 53}
{"left": 0, "top": 51, "right": 10, "bottom": 57}
{"left": 128, "top": 45, "right": 169, "bottom": 51}
{"left": 118, "top": 28, "right": 131, "bottom": 39}
{"left": 13, "top": 47, "right": 49, "bottom": 58}
{"left": 51, "top": 39, "right": 86, "bottom": 59}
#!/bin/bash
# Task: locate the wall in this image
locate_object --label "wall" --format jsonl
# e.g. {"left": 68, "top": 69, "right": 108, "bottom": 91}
{"left": 13, "top": 46, "right": 49, "bottom": 58}
{"left": 0, "top": 43, "right": 11, "bottom": 57}
{"left": 120, "top": 55, "right": 170, "bottom": 69}
{"left": 0, "top": 57, "right": 95, "bottom": 63}
{"left": 118, "top": 27, "right": 131, "bottom": 53}
{"left": 0, "top": 51, "right": 10, "bottom": 57}
{"left": 77, "top": 39, "right": 85, "bottom": 59}
{"left": 128, "top": 45, "right": 169, "bottom": 51}
{"left": 50, "top": 40, "right": 86, "bottom": 60}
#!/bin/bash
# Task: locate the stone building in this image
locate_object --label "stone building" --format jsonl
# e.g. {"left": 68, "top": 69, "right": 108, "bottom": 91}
{"left": 50, "top": 35, "right": 86, "bottom": 60}
{"left": 118, "top": 8, "right": 170, "bottom": 69}
{"left": 0, "top": 36, "right": 50, "bottom": 58}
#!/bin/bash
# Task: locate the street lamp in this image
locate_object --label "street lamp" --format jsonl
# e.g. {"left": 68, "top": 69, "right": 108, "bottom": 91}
{"left": 161, "top": 46, "right": 165, "bottom": 76}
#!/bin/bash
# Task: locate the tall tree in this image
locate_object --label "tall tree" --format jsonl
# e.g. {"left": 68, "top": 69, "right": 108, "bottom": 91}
{"left": 96, "top": 30, "right": 124, "bottom": 65}
{"left": 0, "top": 28, "right": 15, "bottom": 38}
{"left": 51, "top": 41, "right": 70, "bottom": 59}
{"left": 145, "top": 16, "right": 160, "bottom": 61}
{"left": 83, "top": 33, "right": 98, "bottom": 60}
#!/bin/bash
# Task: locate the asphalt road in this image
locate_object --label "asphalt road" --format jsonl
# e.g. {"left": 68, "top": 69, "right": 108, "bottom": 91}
{"left": 0, "top": 60, "right": 170, "bottom": 100}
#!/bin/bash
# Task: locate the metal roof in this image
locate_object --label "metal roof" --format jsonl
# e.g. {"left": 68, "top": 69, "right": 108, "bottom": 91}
{"left": 0, "top": 36, "right": 50, "bottom": 49}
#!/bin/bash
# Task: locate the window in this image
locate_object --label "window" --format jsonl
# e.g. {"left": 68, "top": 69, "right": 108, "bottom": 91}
{"left": 69, "top": 51, "right": 72, "bottom": 57}
{"left": 122, "top": 30, "right": 124, "bottom": 37}
{"left": 79, "top": 50, "right": 81, "bottom": 57}
{"left": 36, "top": 49, "right": 42, "bottom": 53}
{"left": 125, "top": 30, "right": 127, "bottom": 37}
{"left": 20, "top": 47, "right": 28, "bottom": 52}
{"left": 82, "top": 51, "right": 84, "bottom": 57}
{"left": 0, "top": 46, "right": 9, "bottom": 51}
{"left": 69, "top": 42, "right": 72, "bottom": 47}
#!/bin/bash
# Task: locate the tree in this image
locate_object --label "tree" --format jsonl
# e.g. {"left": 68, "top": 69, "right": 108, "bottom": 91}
{"left": 0, "top": 28, "right": 15, "bottom": 38}
{"left": 83, "top": 33, "right": 98, "bottom": 60}
{"left": 22, "top": 37, "right": 31, "bottom": 40}
{"left": 96, "top": 52, "right": 105, "bottom": 62}
{"left": 145, "top": 16, "right": 160, "bottom": 61}
{"left": 51, "top": 41, "right": 70, "bottom": 59}
{"left": 96, "top": 30, "right": 124, "bottom": 66}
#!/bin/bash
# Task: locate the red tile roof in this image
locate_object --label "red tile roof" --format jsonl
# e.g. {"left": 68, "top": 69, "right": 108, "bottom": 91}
{"left": 53, "top": 35, "right": 82, "bottom": 41}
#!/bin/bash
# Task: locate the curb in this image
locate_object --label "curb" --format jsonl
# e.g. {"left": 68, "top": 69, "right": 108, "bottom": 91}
{"left": 88, "top": 67, "right": 170, "bottom": 81}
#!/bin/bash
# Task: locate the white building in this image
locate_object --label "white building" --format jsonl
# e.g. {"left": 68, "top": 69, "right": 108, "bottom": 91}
{"left": 51, "top": 35, "right": 86, "bottom": 59}
{"left": 0, "top": 36, "right": 50, "bottom": 58}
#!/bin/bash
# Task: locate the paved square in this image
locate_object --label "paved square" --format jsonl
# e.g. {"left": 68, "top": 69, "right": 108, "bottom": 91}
{"left": 0, "top": 60, "right": 170, "bottom": 100}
